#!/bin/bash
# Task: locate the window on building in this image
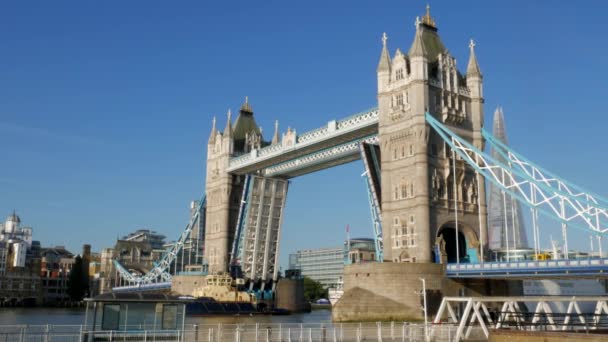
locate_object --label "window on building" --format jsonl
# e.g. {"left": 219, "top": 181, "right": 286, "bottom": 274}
{"left": 102, "top": 305, "right": 120, "bottom": 330}
{"left": 409, "top": 144, "right": 414, "bottom": 156}
{"left": 401, "top": 184, "right": 407, "bottom": 199}
{"left": 410, "top": 184, "right": 414, "bottom": 197}
{"left": 401, "top": 145, "right": 405, "bottom": 158}
{"left": 396, "top": 68, "right": 404, "bottom": 80}
{"left": 405, "top": 91, "right": 409, "bottom": 104}
{"left": 162, "top": 304, "right": 178, "bottom": 329}
{"left": 396, "top": 94, "right": 404, "bottom": 106}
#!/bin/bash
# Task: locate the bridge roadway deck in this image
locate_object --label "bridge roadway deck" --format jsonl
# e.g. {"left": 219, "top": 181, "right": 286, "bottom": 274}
{"left": 447, "top": 258, "right": 608, "bottom": 279}
{"left": 113, "top": 258, "right": 608, "bottom": 292}
{"left": 227, "top": 108, "right": 378, "bottom": 177}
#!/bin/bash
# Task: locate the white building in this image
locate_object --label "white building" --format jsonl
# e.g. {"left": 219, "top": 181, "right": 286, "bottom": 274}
{"left": 0, "top": 211, "right": 35, "bottom": 270}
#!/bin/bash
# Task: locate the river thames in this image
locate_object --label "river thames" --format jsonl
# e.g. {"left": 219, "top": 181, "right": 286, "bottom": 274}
{"left": 0, "top": 308, "right": 333, "bottom": 325}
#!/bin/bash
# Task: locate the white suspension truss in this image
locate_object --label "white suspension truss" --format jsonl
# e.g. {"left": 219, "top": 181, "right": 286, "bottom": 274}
{"left": 426, "top": 113, "right": 608, "bottom": 242}
{"left": 114, "top": 195, "right": 206, "bottom": 285}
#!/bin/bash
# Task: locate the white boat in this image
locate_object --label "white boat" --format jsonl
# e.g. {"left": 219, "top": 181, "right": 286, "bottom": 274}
{"left": 328, "top": 277, "right": 344, "bottom": 306}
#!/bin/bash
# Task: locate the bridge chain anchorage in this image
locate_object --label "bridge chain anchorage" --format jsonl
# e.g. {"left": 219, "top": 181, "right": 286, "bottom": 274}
{"left": 426, "top": 112, "right": 608, "bottom": 238}
{"left": 112, "top": 196, "right": 206, "bottom": 289}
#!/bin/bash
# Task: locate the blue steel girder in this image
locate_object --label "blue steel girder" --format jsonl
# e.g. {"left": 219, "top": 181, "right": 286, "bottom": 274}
{"left": 231, "top": 174, "right": 253, "bottom": 265}
{"left": 446, "top": 258, "right": 608, "bottom": 279}
{"left": 227, "top": 108, "right": 379, "bottom": 176}
{"left": 264, "top": 134, "right": 379, "bottom": 178}
{"left": 359, "top": 143, "right": 383, "bottom": 262}
{"left": 425, "top": 113, "right": 608, "bottom": 236}
{"left": 114, "top": 195, "right": 206, "bottom": 285}
{"left": 483, "top": 129, "right": 608, "bottom": 210}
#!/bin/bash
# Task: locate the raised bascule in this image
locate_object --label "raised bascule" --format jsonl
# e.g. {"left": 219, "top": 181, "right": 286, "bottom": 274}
{"left": 112, "top": 6, "right": 608, "bottom": 323}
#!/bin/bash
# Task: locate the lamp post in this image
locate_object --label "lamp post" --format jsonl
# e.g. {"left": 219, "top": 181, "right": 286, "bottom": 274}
{"left": 420, "top": 278, "right": 429, "bottom": 342}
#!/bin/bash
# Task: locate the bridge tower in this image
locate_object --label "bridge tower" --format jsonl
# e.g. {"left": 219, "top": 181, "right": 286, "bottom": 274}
{"left": 377, "top": 6, "right": 488, "bottom": 264}
{"left": 204, "top": 99, "right": 263, "bottom": 274}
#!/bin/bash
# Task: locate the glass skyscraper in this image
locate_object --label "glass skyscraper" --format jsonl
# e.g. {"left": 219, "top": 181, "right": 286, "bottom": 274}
{"left": 487, "top": 107, "right": 529, "bottom": 251}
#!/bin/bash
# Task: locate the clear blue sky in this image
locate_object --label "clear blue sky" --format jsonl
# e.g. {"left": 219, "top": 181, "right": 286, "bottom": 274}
{"left": 2, "top": 1, "right": 608, "bottom": 268}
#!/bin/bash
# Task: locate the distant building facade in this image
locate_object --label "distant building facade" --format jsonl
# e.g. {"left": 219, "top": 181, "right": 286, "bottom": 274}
{"left": 0, "top": 212, "right": 42, "bottom": 305}
{"left": 346, "top": 238, "right": 376, "bottom": 264}
{"left": 39, "top": 246, "right": 74, "bottom": 304}
{"left": 289, "top": 238, "right": 376, "bottom": 288}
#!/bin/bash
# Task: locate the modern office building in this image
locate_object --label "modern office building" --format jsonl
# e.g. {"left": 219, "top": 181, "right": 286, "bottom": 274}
{"left": 289, "top": 237, "right": 376, "bottom": 288}
{"left": 289, "top": 247, "right": 343, "bottom": 288}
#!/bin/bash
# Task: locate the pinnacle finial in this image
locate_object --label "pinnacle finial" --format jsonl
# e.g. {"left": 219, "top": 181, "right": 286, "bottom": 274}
{"left": 421, "top": 4, "right": 436, "bottom": 28}
{"left": 381, "top": 32, "right": 388, "bottom": 46}
{"left": 208, "top": 115, "right": 218, "bottom": 144}
{"left": 240, "top": 96, "right": 253, "bottom": 113}
{"left": 224, "top": 108, "right": 233, "bottom": 136}
{"left": 466, "top": 38, "right": 482, "bottom": 77}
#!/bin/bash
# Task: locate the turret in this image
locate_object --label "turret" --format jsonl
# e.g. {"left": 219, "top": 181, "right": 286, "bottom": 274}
{"left": 271, "top": 120, "right": 280, "bottom": 145}
{"left": 208, "top": 116, "right": 217, "bottom": 145}
{"left": 466, "top": 39, "right": 483, "bottom": 98}
{"left": 222, "top": 109, "right": 234, "bottom": 155}
{"left": 408, "top": 19, "right": 428, "bottom": 81}
{"left": 466, "top": 39, "right": 484, "bottom": 132}
{"left": 377, "top": 32, "right": 391, "bottom": 93}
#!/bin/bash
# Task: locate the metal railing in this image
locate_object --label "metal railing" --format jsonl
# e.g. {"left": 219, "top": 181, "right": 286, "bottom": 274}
{"left": 228, "top": 108, "right": 379, "bottom": 171}
{"left": 446, "top": 257, "right": 608, "bottom": 278}
{"left": 0, "top": 322, "right": 470, "bottom": 341}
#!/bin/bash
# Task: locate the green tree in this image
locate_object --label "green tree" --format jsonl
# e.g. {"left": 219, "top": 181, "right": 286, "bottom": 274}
{"left": 67, "top": 255, "right": 89, "bottom": 301}
{"left": 303, "top": 276, "right": 327, "bottom": 302}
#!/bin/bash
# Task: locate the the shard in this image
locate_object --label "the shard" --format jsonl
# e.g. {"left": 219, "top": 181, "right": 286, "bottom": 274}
{"left": 487, "top": 107, "right": 529, "bottom": 251}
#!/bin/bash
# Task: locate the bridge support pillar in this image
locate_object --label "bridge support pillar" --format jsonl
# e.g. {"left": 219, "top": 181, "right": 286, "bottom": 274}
{"left": 333, "top": 262, "right": 522, "bottom": 322}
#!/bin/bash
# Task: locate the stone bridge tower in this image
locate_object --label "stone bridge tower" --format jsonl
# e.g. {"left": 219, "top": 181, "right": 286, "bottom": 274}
{"left": 204, "top": 98, "right": 263, "bottom": 274}
{"left": 377, "top": 6, "right": 488, "bottom": 264}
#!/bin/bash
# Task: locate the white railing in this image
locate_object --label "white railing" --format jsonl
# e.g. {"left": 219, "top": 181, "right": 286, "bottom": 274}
{"left": 0, "top": 322, "right": 466, "bottom": 342}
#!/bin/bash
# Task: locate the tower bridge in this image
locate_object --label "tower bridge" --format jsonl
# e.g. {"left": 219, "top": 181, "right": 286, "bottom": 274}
{"left": 112, "top": 6, "right": 608, "bottom": 322}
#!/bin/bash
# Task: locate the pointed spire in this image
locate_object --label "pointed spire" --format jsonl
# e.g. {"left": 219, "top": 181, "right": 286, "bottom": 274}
{"left": 240, "top": 96, "right": 253, "bottom": 113}
{"left": 224, "top": 109, "right": 233, "bottom": 137}
{"left": 377, "top": 32, "right": 391, "bottom": 73}
{"left": 492, "top": 106, "right": 507, "bottom": 144}
{"left": 421, "top": 4, "right": 437, "bottom": 28}
{"left": 208, "top": 116, "right": 217, "bottom": 145}
{"left": 272, "top": 120, "right": 280, "bottom": 144}
{"left": 408, "top": 25, "right": 427, "bottom": 58}
{"left": 467, "top": 39, "right": 482, "bottom": 77}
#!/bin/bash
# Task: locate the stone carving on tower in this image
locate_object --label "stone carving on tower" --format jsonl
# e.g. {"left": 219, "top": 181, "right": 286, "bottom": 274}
{"left": 377, "top": 5, "right": 488, "bottom": 264}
